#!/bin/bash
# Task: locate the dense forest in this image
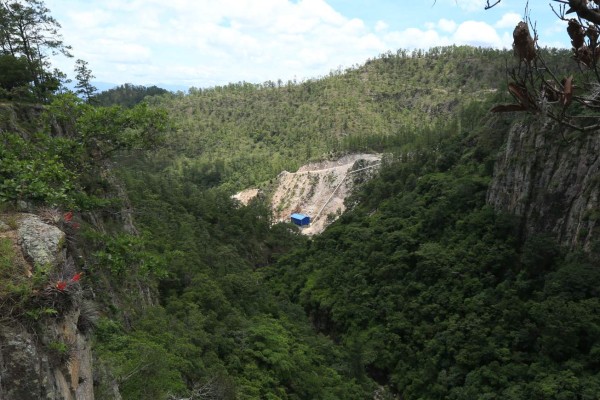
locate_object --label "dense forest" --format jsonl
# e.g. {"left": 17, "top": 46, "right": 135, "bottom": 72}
{"left": 1, "top": 1, "right": 599, "bottom": 399}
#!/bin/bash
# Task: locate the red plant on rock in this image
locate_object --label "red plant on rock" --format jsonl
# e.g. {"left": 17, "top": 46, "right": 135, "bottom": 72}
{"left": 71, "top": 272, "right": 82, "bottom": 282}
{"left": 63, "top": 211, "right": 73, "bottom": 222}
{"left": 56, "top": 281, "right": 67, "bottom": 291}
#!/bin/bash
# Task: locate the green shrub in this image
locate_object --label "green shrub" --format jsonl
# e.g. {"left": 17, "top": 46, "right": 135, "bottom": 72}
{"left": 0, "top": 237, "right": 31, "bottom": 312}
{"left": 0, "top": 133, "right": 76, "bottom": 206}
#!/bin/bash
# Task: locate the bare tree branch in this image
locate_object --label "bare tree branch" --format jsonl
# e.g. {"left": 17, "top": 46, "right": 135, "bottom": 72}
{"left": 484, "top": 0, "right": 600, "bottom": 131}
{"left": 485, "top": 0, "right": 502, "bottom": 10}
{"left": 562, "top": 0, "right": 600, "bottom": 25}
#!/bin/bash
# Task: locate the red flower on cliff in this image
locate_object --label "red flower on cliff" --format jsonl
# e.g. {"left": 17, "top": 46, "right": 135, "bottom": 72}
{"left": 71, "top": 272, "right": 82, "bottom": 282}
{"left": 56, "top": 281, "right": 67, "bottom": 291}
{"left": 64, "top": 211, "right": 73, "bottom": 222}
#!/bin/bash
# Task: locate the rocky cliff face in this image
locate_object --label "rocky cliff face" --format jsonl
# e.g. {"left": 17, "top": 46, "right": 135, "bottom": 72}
{"left": 0, "top": 213, "right": 94, "bottom": 400}
{"left": 487, "top": 121, "right": 600, "bottom": 250}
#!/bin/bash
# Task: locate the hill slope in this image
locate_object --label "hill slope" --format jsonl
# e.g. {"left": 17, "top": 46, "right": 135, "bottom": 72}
{"left": 145, "top": 46, "right": 569, "bottom": 190}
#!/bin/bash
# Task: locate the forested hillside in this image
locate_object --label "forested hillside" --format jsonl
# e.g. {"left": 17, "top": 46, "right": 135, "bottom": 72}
{"left": 103, "top": 44, "right": 599, "bottom": 399}
{"left": 143, "top": 46, "right": 571, "bottom": 191}
{"left": 268, "top": 119, "right": 600, "bottom": 398}
{"left": 102, "top": 48, "right": 513, "bottom": 398}
{"left": 1, "top": 1, "right": 599, "bottom": 398}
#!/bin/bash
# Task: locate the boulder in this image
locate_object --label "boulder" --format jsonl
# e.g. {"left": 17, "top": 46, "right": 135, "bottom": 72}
{"left": 17, "top": 214, "right": 65, "bottom": 268}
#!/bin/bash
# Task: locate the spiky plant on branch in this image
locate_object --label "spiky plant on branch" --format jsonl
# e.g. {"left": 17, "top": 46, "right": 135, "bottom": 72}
{"left": 487, "top": 0, "right": 600, "bottom": 132}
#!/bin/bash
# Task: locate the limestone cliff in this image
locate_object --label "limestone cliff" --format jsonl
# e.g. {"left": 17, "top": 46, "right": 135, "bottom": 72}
{"left": 487, "top": 121, "right": 600, "bottom": 250}
{"left": 0, "top": 213, "right": 94, "bottom": 400}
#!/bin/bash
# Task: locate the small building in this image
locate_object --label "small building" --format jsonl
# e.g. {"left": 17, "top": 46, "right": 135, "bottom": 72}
{"left": 291, "top": 213, "right": 310, "bottom": 226}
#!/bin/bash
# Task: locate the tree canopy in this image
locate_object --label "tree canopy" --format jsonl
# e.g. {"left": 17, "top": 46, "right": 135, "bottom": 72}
{"left": 0, "top": 0, "right": 71, "bottom": 100}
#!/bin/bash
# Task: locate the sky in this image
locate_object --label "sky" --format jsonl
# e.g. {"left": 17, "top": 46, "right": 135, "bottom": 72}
{"left": 44, "top": 0, "right": 570, "bottom": 90}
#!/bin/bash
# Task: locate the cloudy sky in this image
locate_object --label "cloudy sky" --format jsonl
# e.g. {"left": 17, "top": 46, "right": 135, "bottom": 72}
{"left": 44, "top": 0, "right": 569, "bottom": 90}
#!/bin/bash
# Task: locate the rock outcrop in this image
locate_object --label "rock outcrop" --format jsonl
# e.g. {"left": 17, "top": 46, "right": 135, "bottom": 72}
{"left": 487, "top": 122, "right": 600, "bottom": 250}
{"left": 17, "top": 213, "right": 66, "bottom": 268}
{"left": 0, "top": 213, "right": 94, "bottom": 400}
{"left": 0, "top": 309, "right": 94, "bottom": 400}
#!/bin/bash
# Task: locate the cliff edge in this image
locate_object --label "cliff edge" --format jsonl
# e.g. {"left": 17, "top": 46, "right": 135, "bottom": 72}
{"left": 0, "top": 212, "right": 94, "bottom": 400}
{"left": 487, "top": 122, "right": 599, "bottom": 250}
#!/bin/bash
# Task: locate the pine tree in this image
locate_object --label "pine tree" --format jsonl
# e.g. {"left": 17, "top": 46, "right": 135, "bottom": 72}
{"left": 0, "top": 0, "right": 72, "bottom": 99}
{"left": 74, "top": 59, "right": 97, "bottom": 103}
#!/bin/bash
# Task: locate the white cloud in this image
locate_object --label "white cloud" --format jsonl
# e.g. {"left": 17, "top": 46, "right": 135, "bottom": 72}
{"left": 495, "top": 12, "right": 522, "bottom": 29}
{"left": 538, "top": 20, "right": 569, "bottom": 49}
{"left": 438, "top": 19, "right": 457, "bottom": 33}
{"left": 66, "top": 10, "right": 112, "bottom": 29}
{"left": 453, "top": 20, "right": 505, "bottom": 48}
{"left": 96, "top": 41, "right": 152, "bottom": 64}
{"left": 46, "top": 0, "right": 518, "bottom": 87}
{"left": 384, "top": 28, "right": 450, "bottom": 50}
{"left": 544, "top": 18, "right": 569, "bottom": 35}
{"left": 383, "top": 19, "right": 511, "bottom": 51}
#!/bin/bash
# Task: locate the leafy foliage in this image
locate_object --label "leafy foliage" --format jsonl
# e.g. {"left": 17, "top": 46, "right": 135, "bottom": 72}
{"left": 0, "top": 131, "right": 77, "bottom": 204}
{"left": 144, "top": 46, "right": 519, "bottom": 190}
{"left": 92, "top": 166, "right": 370, "bottom": 399}
{"left": 0, "top": 93, "right": 168, "bottom": 208}
{"left": 74, "top": 59, "right": 97, "bottom": 103}
{"left": 0, "top": 54, "right": 32, "bottom": 95}
{"left": 2, "top": 20, "right": 594, "bottom": 397}
{"left": 86, "top": 45, "right": 596, "bottom": 399}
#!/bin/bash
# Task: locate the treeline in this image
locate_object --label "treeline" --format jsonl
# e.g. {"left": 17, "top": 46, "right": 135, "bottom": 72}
{"left": 93, "top": 83, "right": 169, "bottom": 108}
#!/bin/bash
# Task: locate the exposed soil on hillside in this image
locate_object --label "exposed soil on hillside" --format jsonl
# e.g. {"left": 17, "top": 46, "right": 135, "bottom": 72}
{"left": 232, "top": 188, "right": 260, "bottom": 206}
{"left": 235, "top": 154, "right": 381, "bottom": 235}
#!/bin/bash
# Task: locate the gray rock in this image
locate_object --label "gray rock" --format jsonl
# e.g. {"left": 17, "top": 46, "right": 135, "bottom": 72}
{"left": 0, "top": 327, "right": 52, "bottom": 399}
{"left": 17, "top": 214, "right": 65, "bottom": 268}
{"left": 0, "top": 221, "right": 9, "bottom": 232}
{"left": 17, "top": 200, "right": 29, "bottom": 211}
{"left": 488, "top": 122, "right": 600, "bottom": 250}
{"left": 0, "top": 310, "right": 95, "bottom": 400}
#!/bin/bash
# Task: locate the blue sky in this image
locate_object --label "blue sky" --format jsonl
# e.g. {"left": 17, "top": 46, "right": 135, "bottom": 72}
{"left": 44, "top": 0, "right": 569, "bottom": 90}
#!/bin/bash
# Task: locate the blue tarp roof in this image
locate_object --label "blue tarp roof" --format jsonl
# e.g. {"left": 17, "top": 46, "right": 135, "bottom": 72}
{"left": 291, "top": 213, "right": 309, "bottom": 219}
{"left": 291, "top": 213, "right": 311, "bottom": 226}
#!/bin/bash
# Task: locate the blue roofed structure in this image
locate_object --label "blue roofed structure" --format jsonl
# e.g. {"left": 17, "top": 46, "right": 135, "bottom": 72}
{"left": 291, "top": 213, "right": 310, "bottom": 226}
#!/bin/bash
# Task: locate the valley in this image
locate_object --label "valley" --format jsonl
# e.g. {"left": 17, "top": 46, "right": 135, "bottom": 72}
{"left": 0, "top": 3, "right": 599, "bottom": 396}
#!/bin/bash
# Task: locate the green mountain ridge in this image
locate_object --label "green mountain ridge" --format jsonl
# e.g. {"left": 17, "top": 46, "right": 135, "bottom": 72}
{"left": 143, "top": 45, "right": 548, "bottom": 191}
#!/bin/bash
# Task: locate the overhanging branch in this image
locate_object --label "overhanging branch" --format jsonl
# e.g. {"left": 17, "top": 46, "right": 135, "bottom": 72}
{"left": 561, "top": 0, "right": 600, "bottom": 25}
{"left": 485, "top": 0, "right": 502, "bottom": 10}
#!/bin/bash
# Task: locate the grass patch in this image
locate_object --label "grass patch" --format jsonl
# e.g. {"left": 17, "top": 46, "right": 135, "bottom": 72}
{"left": 0, "top": 237, "right": 31, "bottom": 313}
{"left": 3, "top": 214, "right": 19, "bottom": 230}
